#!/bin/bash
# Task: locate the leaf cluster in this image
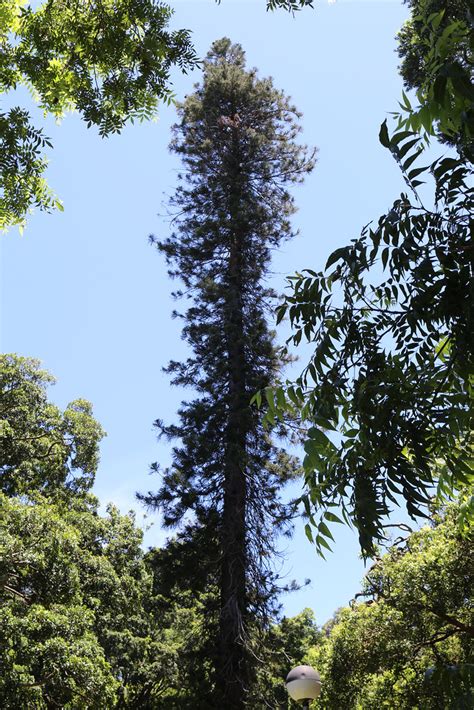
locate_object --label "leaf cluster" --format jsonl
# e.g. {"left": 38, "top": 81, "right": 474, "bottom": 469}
{"left": 0, "top": 492, "right": 162, "bottom": 707}
{"left": 0, "top": 0, "right": 198, "bottom": 230}
{"left": 309, "top": 502, "right": 474, "bottom": 708}
{"left": 0, "top": 107, "right": 60, "bottom": 232}
{"left": 261, "top": 2, "right": 474, "bottom": 556}
{"left": 263, "top": 121, "right": 473, "bottom": 557}
{"left": 396, "top": 0, "right": 474, "bottom": 157}
{"left": 266, "top": 0, "right": 314, "bottom": 11}
{"left": 1, "top": 354, "right": 105, "bottom": 496}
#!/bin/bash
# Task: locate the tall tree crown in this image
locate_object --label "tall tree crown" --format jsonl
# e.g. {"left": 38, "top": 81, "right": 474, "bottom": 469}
{"left": 141, "top": 39, "right": 315, "bottom": 706}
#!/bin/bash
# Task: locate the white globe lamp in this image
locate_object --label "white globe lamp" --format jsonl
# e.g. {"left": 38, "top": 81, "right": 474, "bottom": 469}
{"left": 285, "top": 665, "right": 321, "bottom": 708}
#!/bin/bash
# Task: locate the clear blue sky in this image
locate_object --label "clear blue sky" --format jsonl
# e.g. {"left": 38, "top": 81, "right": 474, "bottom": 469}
{"left": 1, "top": 0, "right": 410, "bottom": 624}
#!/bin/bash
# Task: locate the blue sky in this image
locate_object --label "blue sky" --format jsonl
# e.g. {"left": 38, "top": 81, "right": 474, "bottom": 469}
{"left": 1, "top": 0, "right": 410, "bottom": 624}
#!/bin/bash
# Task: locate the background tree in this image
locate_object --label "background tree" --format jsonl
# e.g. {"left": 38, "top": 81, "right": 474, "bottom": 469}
{"left": 0, "top": 354, "right": 104, "bottom": 495}
{"left": 252, "top": 608, "right": 321, "bottom": 708}
{"left": 398, "top": 0, "right": 471, "bottom": 89}
{"left": 0, "top": 354, "right": 204, "bottom": 707}
{"left": 140, "top": 38, "right": 315, "bottom": 707}
{"left": 397, "top": 0, "right": 473, "bottom": 156}
{"left": 144, "top": 523, "right": 220, "bottom": 707}
{"left": 0, "top": 488, "right": 208, "bottom": 708}
{"left": 308, "top": 501, "right": 474, "bottom": 709}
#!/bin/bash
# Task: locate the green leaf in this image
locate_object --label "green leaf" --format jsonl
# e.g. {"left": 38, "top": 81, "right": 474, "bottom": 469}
{"left": 433, "top": 75, "right": 447, "bottom": 104}
{"left": 398, "top": 138, "right": 420, "bottom": 159}
{"left": 403, "top": 148, "right": 424, "bottom": 172}
{"left": 408, "top": 166, "right": 429, "bottom": 181}
{"left": 307, "top": 427, "right": 333, "bottom": 451}
{"left": 318, "top": 521, "right": 335, "bottom": 541}
{"left": 391, "top": 130, "right": 416, "bottom": 145}
{"left": 316, "top": 534, "right": 332, "bottom": 552}
{"left": 287, "top": 386, "right": 300, "bottom": 406}
{"left": 265, "top": 387, "right": 275, "bottom": 411}
{"left": 276, "top": 305, "right": 287, "bottom": 325}
{"left": 276, "top": 387, "right": 286, "bottom": 410}
{"left": 379, "top": 119, "right": 390, "bottom": 148}
{"left": 344, "top": 428, "right": 359, "bottom": 438}
{"left": 401, "top": 90, "right": 412, "bottom": 111}
{"left": 326, "top": 247, "right": 348, "bottom": 270}
{"left": 431, "top": 8, "right": 445, "bottom": 29}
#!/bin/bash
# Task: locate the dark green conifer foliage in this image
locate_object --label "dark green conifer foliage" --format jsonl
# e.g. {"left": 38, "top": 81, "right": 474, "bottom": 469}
{"left": 140, "top": 38, "right": 315, "bottom": 707}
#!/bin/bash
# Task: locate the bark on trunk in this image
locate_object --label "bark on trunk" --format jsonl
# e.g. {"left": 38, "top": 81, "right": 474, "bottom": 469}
{"left": 218, "top": 129, "right": 249, "bottom": 708}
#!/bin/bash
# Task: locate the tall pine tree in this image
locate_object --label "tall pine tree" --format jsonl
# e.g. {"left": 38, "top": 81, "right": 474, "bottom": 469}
{"left": 141, "top": 39, "right": 315, "bottom": 707}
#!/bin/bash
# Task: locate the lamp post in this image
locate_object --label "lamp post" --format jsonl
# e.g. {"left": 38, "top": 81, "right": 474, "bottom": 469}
{"left": 285, "top": 665, "right": 321, "bottom": 709}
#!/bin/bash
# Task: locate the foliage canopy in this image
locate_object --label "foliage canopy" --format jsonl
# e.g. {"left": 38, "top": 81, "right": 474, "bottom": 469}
{"left": 263, "top": 0, "right": 474, "bottom": 556}
{"left": 309, "top": 502, "right": 474, "bottom": 709}
{"left": 0, "top": 355, "right": 251, "bottom": 707}
{"left": 0, "top": 0, "right": 197, "bottom": 231}
{"left": 397, "top": 0, "right": 473, "bottom": 157}
{"left": 0, "top": 354, "right": 104, "bottom": 496}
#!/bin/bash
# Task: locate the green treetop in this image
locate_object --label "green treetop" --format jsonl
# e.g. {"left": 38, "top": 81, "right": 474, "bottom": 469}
{"left": 0, "top": 354, "right": 104, "bottom": 496}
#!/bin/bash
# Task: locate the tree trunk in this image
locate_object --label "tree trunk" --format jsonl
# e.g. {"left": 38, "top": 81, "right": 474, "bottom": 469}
{"left": 218, "top": 136, "right": 249, "bottom": 708}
